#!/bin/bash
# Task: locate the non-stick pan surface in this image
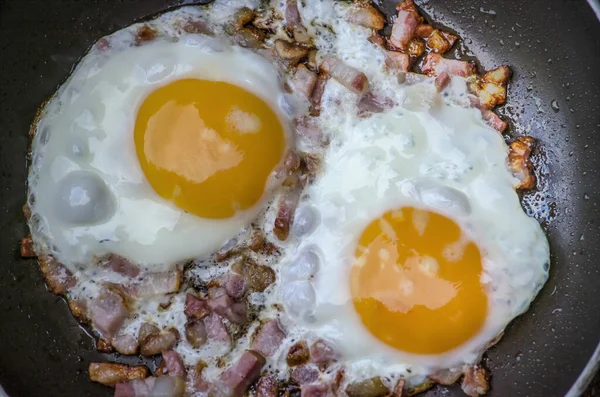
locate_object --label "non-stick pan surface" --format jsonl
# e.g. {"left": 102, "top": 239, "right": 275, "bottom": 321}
{"left": 1, "top": 1, "right": 599, "bottom": 396}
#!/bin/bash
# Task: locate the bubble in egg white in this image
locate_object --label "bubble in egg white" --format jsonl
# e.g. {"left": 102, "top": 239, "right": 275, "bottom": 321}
{"left": 419, "top": 185, "right": 472, "bottom": 216}
{"left": 282, "top": 280, "right": 316, "bottom": 319}
{"left": 282, "top": 248, "right": 320, "bottom": 281}
{"left": 292, "top": 205, "right": 319, "bottom": 237}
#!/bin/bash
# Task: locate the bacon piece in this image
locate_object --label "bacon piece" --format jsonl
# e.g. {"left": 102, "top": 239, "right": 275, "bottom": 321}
{"left": 273, "top": 186, "right": 302, "bottom": 241}
{"left": 213, "top": 350, "right": 266, "bottom": 397}
{"left": 275, "top": 40, "right": 309, "bottom": 66}
{"left": 234, "top": 28, "right": 266, "bottom": 49}
{"left": 407, "top": 38, "right": 426, "bottom": 56}
{"left": 135, "top": 25, "right": 157, "bottom": 45}
{"left": 427, "top": 29, "right": 454, "bottom": 53}
{"left": 470, "top": 65, "right": 512, "bottom": 108}
{"left": 89, "top": 288, "right": 128, "bottom": 340}
{"left": 346, "top": 4, "right": 386, "bottom": 30}
{"left": 392, "top": 379, "right": 405, "bottom": 397}
{"left": 256, "top": 375, "right": 278, "bottom": 397}
{"left": 185, "top": 320, "right": 208, "bottom": 348}
{"left": 161, "top": 351, "right": 186, "bottom": 377}
{"left": 434, "top": 72, "right": 451, "bottom": 92}
{"left": 405, "top": 380, "right": 434, "bottom": 396}
{"left": 285, "top": 0, "right": 310, "bottom": 43}
{"left": 115, "top": 377, "right": 185, "bottom": 397}
{"left": 287, "top": 341, "right": 310, "bottom": 366}
{"left": 112, "top": 334, "right": 139, "bottom": 355}
{"left": 140, "top": 328, "right": 179, "bottom": 356}
{"left": 101, "top": 254, "right": 140, "bottom": 278}
{"left": 310, "top": 339, "right": 338, "bottom": 366}
{"left": 184, "top": 293, "right": 210, "bottom": 320}
{"left": 508, "top": 136, "right": 536, "bottom": 190}
{"left": 291, "top": 365, "right": 319, "bottom": 385}
{"left": 204, "top": 312, "right": 231, "bottom": 347}
{"left": 97, "top": 338, "right": 114, "bottom": 353}
{"left": 192, "top": 361, "right": 211, "bottom": 393}
{"left": 208, "top": 293, "right": 248, "bottom": 325}
{"left": 290, "top": 64, "right": 318, "bottom": 99}
{"left": 20, "top": 235, "right": 35, "bottom": 258}
{"left": 138, "top": 323, "right": 160, "bottom": 343}
{"left": 421, "top": 53, "right": 475, "bottom": 77}
{"left": 389, "top": 0, "right": 421, "bottom": 50}
{"left": 224, "top": 273, "right": 248, "bottom": 299}
{"left": 89, "top": 363, "right": 149, "bottom": 386}
{"left": 482, "top": 109, "right": 507, "bottom": 132}
{"left": 384, "top": 50, "right": 410, "bottom": 74}
{"left": 181, "top": 19, "right": 213, "bottom": 35}
{"left": 114, "top": 379, "right": 151, "bottom": 397}
{"left": 320, "top": 56, "right": 369, "bottom": 94}
{"left": 232, "top": 259, "right": 275, "bottom": 293}
{"left": 346, "top": 376, "right": 390, "bottom": 397}
{"left": 68, "top": 298, "right": 89, "bottom": 323}
{"left": 414, "top": 24, "right": 433, "bottom": 38}
{"left": 357, "top": 92, "right": 395, "bottom": 118}
{"left": 301, "top": 383, "right": 329, "bottom": 397}
{"left": 38, "top": 255, "right": 76, "bottom": 295}
{"left": 294, "top": 115, "right": 324, "bottom": 144}
{"left": 461, "top": 365, "right": 489, "bottom": 397}
{"left": 310, "top": 74, "right": 329, "bottom": 116}
{"left": 126, "top": 270, "right": 181, "bottom": 298}
{"left": 428, "top": 368, "right": 462, "bottom": 385}
{"left": 251, "top": 319, "right": 286, "bottom": 358}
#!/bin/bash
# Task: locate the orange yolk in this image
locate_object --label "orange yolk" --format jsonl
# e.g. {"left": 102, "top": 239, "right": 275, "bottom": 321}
{"left": 135, "top": 79, "right": 285, "bottom": 219}
{"left": 350, "top": 207, "right": 487, "bottom": 354}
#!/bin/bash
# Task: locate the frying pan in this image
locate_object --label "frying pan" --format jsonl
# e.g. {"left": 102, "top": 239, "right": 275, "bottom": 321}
{"left": 0, "top": 0, "right": 599, "bottom": 396}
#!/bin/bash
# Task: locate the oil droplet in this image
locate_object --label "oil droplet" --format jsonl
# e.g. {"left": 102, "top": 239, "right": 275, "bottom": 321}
{"left": 551, "top": 100, "right": 560, "bottom": 113}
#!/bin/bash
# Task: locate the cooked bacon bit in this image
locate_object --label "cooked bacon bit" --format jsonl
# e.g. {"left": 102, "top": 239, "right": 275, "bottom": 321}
{"left": 483, "top": 64, "right": 511, "bottom": 85}
{"left": 231, "top": 7, "right": 257, "bottom": 30}
{"left": 301, "top": 382, "right": 329, "bottom": 397}
{"left": 421, "top": 53, "right": 475, "bottom": 77}
{"left": 461, "top": 365, "right": 489, "bottom": 397}
{"left": 290, "top": 64, "right": 318, "bottom": 99}
{"left": 470, "top": 65, "right": 511, "bottom": 108}
{"left": 232, "top": 259, "right": 275, "bottom": 292}
{"left": 332, "top": 369, "right": 345, "bottom": 393}
{"left": 277, "top": 151, "right": 301, "bottom": 183}
{"left": 193, "top": 361, "right": 211, "bottom": 393}
{"left": 20, "top": 236, "right": 35, "bottom": 258}
{"left": 115, "top": 377, "right": 185, "bottom": 397}
{"left": 97, "top": 338, "right": 114, "bottom": 353}
{"left": 161, "top": 351, "right": 186, "bottom": 377}
{"left": 346, "top": 4, "right": 386, "bottom": 30}
{"left": 427, "top": 29, "right": 452, "bottom": 53}
{"left": 392, "top": 379, "right": 405, "bottom": 397}
{"left": 89, "top": 288, "right": 128, "bottom": 340}
{"left": 428, "top": 368, "right": 462, "bottom": 385}
{"left": 285, "top": 0, "right": 310, "bottom": 43}
{"left": 89, "top": 363, "right": 149, "bottom": 386}
{"left": 181, "top": 19, "right": 213, "bottom": 35}
{"left": 405, "top": 380, "right": 434, "bottom": 396}
{"left": 112, "top": 334, "right": 139, "bottom": 355}
{"left": 369, "top": 32, "right": 387, "bottom": 48}
{"left": 185, "top": 320, "right": 208, "bottom": 348}
{"left": 184, "top": 293, "right": 210, "bottom": 320}
{"left": 275, "top": 40, "right": 309, "bottom": 66}
{"left": 508, "top": 136, "right": 536, "bottom": 190}
{"left": 101, "top": 254, "right": 140, "bottom": 278}
{"left": 414, "top": 24, "right": 434, "bottom": 38}
{"left": 435, "top": 72, "right": 451, "bottom": 92}
{"left": 135, "top": 25, "right": 157, "bottom": 45}
{"left": 234, "top": 28, "right": 266, "bottom": 49}
{"left": 384, "top": 50, "right": 410, "bottom": 74}
{"left": 310, "top": 339, "right": 338, "bottom": 365}
{"left": 208, "top": 293, "right": 248, "bottom": 325}
{"left": 22, "top": 203, "right": 32, "bottom": 220}
{"left": 38, "top": 255, "right": 76, "bottom": 295}
{"left": 214, "top": 350, "right": 265, "bottom": 397}
{"left": 287, "top": 341, "right": 310, "bottom": 366}
{"left": 203, "top": 312, "right": 231, "bottom": 348}
{"left": 442, "top": 31, "right": 458, "bottom": 47}
{"left": 127, "top": 270, "right": 181, "bottom": 298}
{"left": 251, "top": 319, "right": 286, "bottom": 358}
{"left": 273, "top": 186, "right": 302, "bottom": 241}
{"left": 308, "top": 49, "right": 318, "bottom": 69}
{"left": 357, "top": 92, "right": 396, "bottom": 118}
{"left": 389, "top": 0, "right": 421, "bottom": 50}
{"left": 295, "top": 115, "right": 324, "bottom": 144}
{"left": 68, "top": 298, "right": 89, "bottom": 323}
{"left": 291, "top": 365, "right": 319, "bottom": 385}
{"left": 346, "top": 376, "right": 390, "bottom": 397}
{"left": 138, "top": 322, "right": 160, "bottom": 344}
{"left": 320, "top": 56, "right": 369, "bottom": 94}
{"left": 256, "top": 375, "right": 278, "bottom": 397}
{"left": 407, "top": 37, "right": 426, "bottom": 56}
{"left": 95, "top": 38, "right": 111, "bottom": 51}
{"left": 481, "top": 109, "right": 507, "bottom": 132}
{"left": 224, "top": 273, "right": 248, "bottom": 299}
{"left": 140, "top": 328, "right": 179, "bottom": 356}
{"left": 310, "top": 74, "right": 329, "bottom": 116}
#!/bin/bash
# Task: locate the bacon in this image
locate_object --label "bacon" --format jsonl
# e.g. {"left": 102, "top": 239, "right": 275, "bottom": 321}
{"left": 96, "top": 338, "right": 114, "bottom": 353}
{"left": 89, "top": 288, "right": 128, "bottom": 340}
{"left": 384, "top": 50, "right": 410, "bottom": 74}
{"left": 357, "top": 92, "right": 395, "bottom": 118}
{"left": 392, "top": 379, "right": 405, "bottom": 397}
{"left": 461, "top": 365, "right": 489, "bottom": 397}
{"left": 208, "top": 293, "right": 248, "bottom": 325}
{"left": 346, "top": 376, "right": 390, "bottom": 397}
{"left": 275, "top": 40, "right": 309, "bottom": 66}
{"left": 125, "top": 270, "right": 181, "bottom": 298}
{"left": 346, "top": 4, "right": 386, "bottom": 30}
{"left": 185, "top": 320, "right": 208, "bottom": 348}
{"left": 115, "top": 376, "right": 185, "bottom": 397}
{"left": 112, "top": 334, "right": 139, "bottom": 355}
{"left": 434, "top": 72, "right": 451, "bottom": 92}
{"left": 161, "top": 351, "right": 186, "bottom": 377}
{"left": 89, "top": 363, "right": 149, "bottom": 386}
{"left": 101, "top": 254, "right": 140, "bottom": 278}
{"left": 251, "top": 319, "right": 286, "bottom": 358}
{"left": 285, "top": 0, "right": 310, "bottom": 43}
{"left": 135, "top": 25, "right": 157, "bottom": 45}
{"left": 414, "top": 24, "right": 433, "bottom": 38}
{"left": 140, "top": 328, "right": 179, "bottom": 356}
{"left": 427, "top": 29, "right": 455, "bottom": 53}
{"left": 407, "top": 38, "right": 426, "bottom": 56}
{"left": 184, "top": 293, "right": 211, "bottom": 320}
{"left": 291, "top": 365, "right": 319, "bottom": 385}
{"left": 38, "top": 255, "right": 76, "bottom": 295}
{"left": 404, "top": 380, "right": 434, "bottom": 396}
{"left": 294, "top": 115, "right": 324, "bottom": 145}
{"left": 310, "top": 339, "right": 338, "bottom": 366}
{"left": 224, "top": 273, "right": 248, "bottom": 299}
{"left": 256, "top": 375, "right": 278, "bottom": 397}
{"left": 213, "top": 350, "right": 266, "bottom": 397}
{"left": 203, "top": 312, "right": 231, "bottom": 348}
{"left": 481, "top": 109, "right": 507, "bottom": 132}
{"left": 290, "top": 64, "right": 318, "bottom": 99}
{"left": 287, "top": 340, "right": 310, "bottom": 366}
{"left": 68, "top": 298, "right": 89, "bottom": 323}
{"left": 389, "top": 0, "right": 421, "bottom": 50}
{"left": 508, "top": 136, "right": 536, "bottom": 190}
{"left": 310, "top": 74, "right": 329, "bottom": 116}
{"left": 20, "top": 235, "right": 35, "bottom": 258}
{"left": 232, "top": 259, "right": 276, "bottom": 293}
{"left": 273, "top": 186, "right": 302, "bottom": 241}
{"left": 301, "top": 383, "right": 329, "bottom": 397}
{"left": 470, "top": 65, "right": 512, "bottom": 108}
{"left": 320, "top": 56, "right": 369, "bottom": 94}
{"left": 421, "top": 53, "right": 475, "bottom": 77}
{"left": 138, "top": 323, "right": 160, "bottom": 343}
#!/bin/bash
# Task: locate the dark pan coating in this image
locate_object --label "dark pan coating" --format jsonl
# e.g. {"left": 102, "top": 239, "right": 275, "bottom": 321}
{"left": 0, "top": 0, "right": 598, "bottom": 396}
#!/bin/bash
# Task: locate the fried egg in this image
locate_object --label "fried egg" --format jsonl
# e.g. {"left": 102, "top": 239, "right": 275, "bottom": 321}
{"left": 28, "top": 27, "right": 289, "bottom": 270}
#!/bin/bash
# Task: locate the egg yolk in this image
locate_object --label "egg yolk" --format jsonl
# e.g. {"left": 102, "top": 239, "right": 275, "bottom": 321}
{"left": 350, "top": 207, "right": 487, "bottom": 354}
{"left": 134, "top": 79, "right": 285, "bottom": 219}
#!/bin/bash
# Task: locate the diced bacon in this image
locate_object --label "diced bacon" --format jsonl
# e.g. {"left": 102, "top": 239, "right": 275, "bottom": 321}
{"left": 68, "top": 298, "right": 89, "bottom": 324}
{"left": 224, "top": 273, "right": 248, "bottom": 299}
{"left": 213, "top": 350, "right": 266, "bottom": 397}
{"left": 126, "top": 270, "right": 181, "bottom": 298}
{"left": 470, "top": 65, "right": 511, "bottom": 108}
{"left": 96, "top": 338, "right": 114, "bottom": 353}
{"left": 204, "top": 312, "right": 231, "bottom": 348}
{"left": 290, "top": 64, "right": 318, "bottom": 99}
{"left": 101, "top": 254, "right": 140, "bottom": 278}
{"left": 407, "top": 38, "right": 426, "bottom": 56}
{"left": 389, "top": 1, "right": 420, "bottom": 50}
{"left": 357, "top": 92, "right": 395, "bottom": 118}
{"left": 112, "top": 334, "right": 139, "bottom": 355}
{"left": 346, "top": 4, "right": 386, "bottom": 30}
{"left": 384, "top": 50, "right": 410, "bottom": 74}
{"left": 135, "top": 25, "right": 157, "bottom": 46}
{"left": 434, "top": 72, "right": 451, "bottom": 92}
{"left": 508, "top": 136, "right": 536, "bottom": 190}
{"left": 275, "top": 40, "right": 309, "bottom": 66}
{"left": 161, "top": 351, "right": 186, "bottom": 377}
{"left": 291, "top": 365, "right": 319, "bottom": 385}
{"left": 301, "top": 383, "right": 329, "bottom": 397}
{"left": 346, "top": 376, "right": 390, "bottom": 397}
{"left": 287, "top": 341, "right": 310, "bottom": 366}
{"left": 273, "top": 187, "right": 302, "bottom": 241}
{"left": 320, "top": 56, "right": 369, "bottom": 94}
{"left": 115, "top": 376, "right": 185, "bottom": 397}
{"left": 421, "top": 53, "right": 475, "bottom": 77}
{"left": 114, "top": 379, "right": 152, "bottom": 397}
{"left": 294, "top": 116, "right": 324, "bottom": 145}
{"left": 481, "top": 109, "right": 507, "bottom": 132}
{"left": 285, "top": 0, "right": 310, "bottom": 43}
{"left": 89, "top": 363, "right": 149, "bottom": 386}
{"left": 181, "top": 19, "right": 213, "bottom": 35}
{"left": 140, "top": 328, "right": 179, "bottom": 356}
{"left": 461, "top": 365, "right": 489, "bottom": 397}
{"left": 20, "top": 235, "right": 35, "bottom": 258}
{"left": 392, "top": 379, "right": 405, "bottom": 396}
{"left": 184, "top": 293, "right": 211, "bottom": 320}
{"left": 185, "top": 320, "right": 208, "bottom": 348}
{"left": 38, "top": 255, "right": 76, "bottom": 295}
{"left": 310, "top": 339, "right": 338, "bottom": 366}
{"left": 310, "top": 74, "right": 329, "bottom": 116}
{"left": 483, "top": 65, "right": 511, "bottom": 85}
{"left": 427, "top": 30, "right": 456, "bottom": 53}
{"left": 414, "top": 24, "right": 433, "bottom": 38}
{"left": 231, "top": 259, "right": 275, "bottom": 293}
{"left": 256, "top": 375, "right": 278, "bottom": 397}
{"left": 251, "top": 319, "right": 286, "bottom": 358}
{"left": 138, "top": 323, "right": 160, "bottom": 343}
{"left": 89, "top": 288, "right": 128, "bottom": 340}
{"left": 208, "top": 294, "right": 248, "bottom": 325}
